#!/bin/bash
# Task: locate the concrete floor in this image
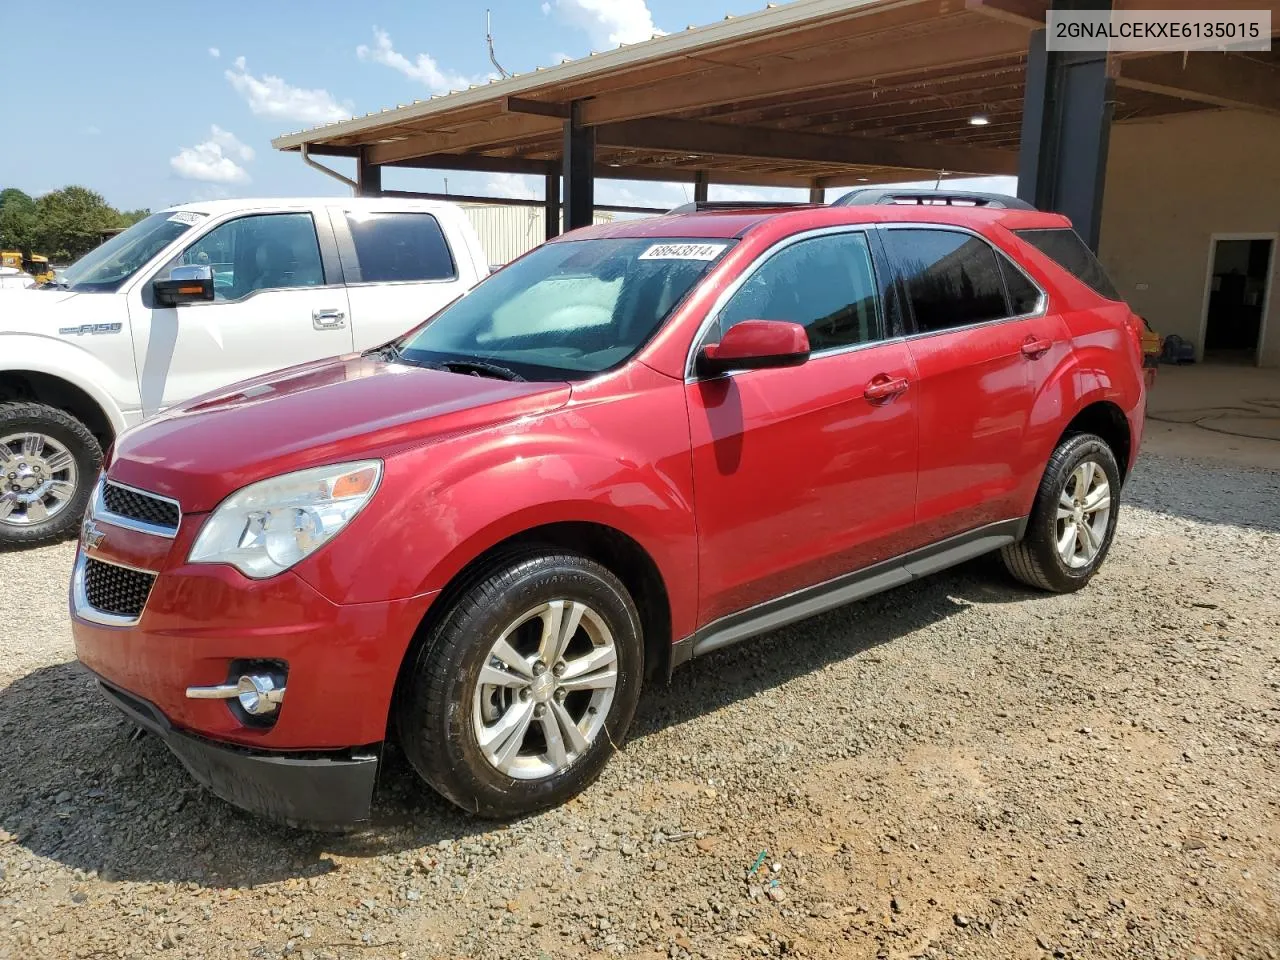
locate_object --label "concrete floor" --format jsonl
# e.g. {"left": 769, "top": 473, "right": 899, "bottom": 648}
{"left": 1143, "top": 362, "right": 1280, "bottom": 468}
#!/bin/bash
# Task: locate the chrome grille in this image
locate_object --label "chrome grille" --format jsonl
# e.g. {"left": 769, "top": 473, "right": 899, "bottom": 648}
{"left": 83, "top": 557, "right": 156, "bottom": 620}
{"left": 99, "top": 480, "right": 180, "bottom": 535}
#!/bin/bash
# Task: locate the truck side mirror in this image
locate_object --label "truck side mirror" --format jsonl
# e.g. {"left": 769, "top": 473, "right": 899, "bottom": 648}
{"left": 153, "top": 264, "right": 214, "bottom": 307}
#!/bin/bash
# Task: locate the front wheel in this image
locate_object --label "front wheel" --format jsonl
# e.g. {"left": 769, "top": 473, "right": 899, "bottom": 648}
{"left": 1001, "top": 432, "right": 1121, "bottom": 593}
{"left": 395, "top": 551, "right": 644, "bottom": 818}
{"left": 0, "top": 402, "right": 101, "bottom": 547}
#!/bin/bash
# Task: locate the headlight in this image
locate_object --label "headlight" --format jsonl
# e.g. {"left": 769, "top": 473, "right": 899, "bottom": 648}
{"left": 189, "top": 460, "right": 382, "bottom": 578}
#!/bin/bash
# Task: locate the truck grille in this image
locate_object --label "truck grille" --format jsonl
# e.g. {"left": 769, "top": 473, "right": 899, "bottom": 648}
{"left": 101, "top": 481, "right": 181, "bottom": 533}
{"left": 83, "top": 557, "right": 156, "bottom": 620}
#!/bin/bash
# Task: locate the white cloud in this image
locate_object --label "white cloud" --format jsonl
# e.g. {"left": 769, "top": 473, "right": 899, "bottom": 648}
{"left": 208, "top": 125, "right": 254, "bottom": 162}
{"left": 225, "top": 57, "right": 352, "bottom": 125}
{"left": 208, "top": 46, "right": 220, "bottom": 58}
{"left": 486, "top": 173, "right": 541, "bottom": 201}
{"left": 553, "top": 0, "right": 663, "bottom": 48}
{"left": 541, "top": 2, "right": 551, "bottom": 13}
{"left": 356, "top": 27, "right": 484, "bottom": 94}
{"left": 170, "top": 125, "right": 254, "bottom": 184}
{"left": 83, "top": 125, "right": 101, "bottom": 136}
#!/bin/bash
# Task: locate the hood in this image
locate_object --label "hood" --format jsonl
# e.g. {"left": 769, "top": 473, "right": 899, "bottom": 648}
{"left": 108, "top": 354, "right": 572, "bottom": 512}
{"left": 0, "top": 289, "right": 100, "bottom": 331}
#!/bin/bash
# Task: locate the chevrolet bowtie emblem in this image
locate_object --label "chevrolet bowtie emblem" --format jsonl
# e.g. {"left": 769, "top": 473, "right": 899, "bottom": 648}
{"left": 81, "top": 517, "right": 106, "bottom": 552}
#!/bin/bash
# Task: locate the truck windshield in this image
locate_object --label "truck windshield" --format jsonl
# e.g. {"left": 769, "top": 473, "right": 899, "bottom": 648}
{"left": 396, "top": 237, "right": 733, "bottom": 380}
{"left": 60, "top": 211, "right": 205, "bottom": 292}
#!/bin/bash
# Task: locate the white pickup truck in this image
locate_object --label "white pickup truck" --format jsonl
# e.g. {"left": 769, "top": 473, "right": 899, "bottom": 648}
{"left": 0, "top": 197, "right": 489, "bottom": 546}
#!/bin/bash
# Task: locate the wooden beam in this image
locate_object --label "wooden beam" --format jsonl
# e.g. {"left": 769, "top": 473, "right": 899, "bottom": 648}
{"left": 593, "top": 117, "right": 1018, "bottom": 176}
{"left": 1115, "top": 52, "right": 1280, "bottom": 115}
{"left": 380, "top": 189, "right": 665, "bottom": 215}
{"left": 578, "top": 19, "right": 1033, "bottom": 126}
{"left": 504, "top": 96, "right": 571, "bottom": 119}
{"left": 366, "top": 113, "right": 560, "bottom": 164}
{"left": 964, "top": 0, "right": 1046, "bottom": 29}
{"left": 384, "top": 154, "right": 554, "bottom": 175}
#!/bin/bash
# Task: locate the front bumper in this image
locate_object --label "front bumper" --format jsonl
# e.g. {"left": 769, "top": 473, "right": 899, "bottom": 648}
{"left": 93, "top": 674, "right": 378, "bottom": 828}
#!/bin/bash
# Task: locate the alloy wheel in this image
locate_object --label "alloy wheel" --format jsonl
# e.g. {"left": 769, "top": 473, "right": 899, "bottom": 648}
{"left": 472, "top": 599, "right": 618, "bottom": 780}
{"left": 1055, "top": 459, "right": 1111, "bottom": 568}
{"left": 0, "top": 432, "right": 79, "bottom": 527}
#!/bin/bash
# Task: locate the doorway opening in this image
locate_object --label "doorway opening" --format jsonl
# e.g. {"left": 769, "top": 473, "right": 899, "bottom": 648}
{"left": 1201, "top": 235, "right": 1275, "bottom": 365}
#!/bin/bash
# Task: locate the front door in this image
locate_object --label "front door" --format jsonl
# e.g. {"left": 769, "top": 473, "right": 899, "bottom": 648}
{"left": 128, "top": 210, "right": 353, "bottom": 416}
{"left": 685, "top": 229, "right": 919, "bottom": 626}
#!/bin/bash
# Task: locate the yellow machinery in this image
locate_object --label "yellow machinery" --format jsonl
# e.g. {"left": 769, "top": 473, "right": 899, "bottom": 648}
{"left": 1, "top": 251, "right": 54, "bottom": 284}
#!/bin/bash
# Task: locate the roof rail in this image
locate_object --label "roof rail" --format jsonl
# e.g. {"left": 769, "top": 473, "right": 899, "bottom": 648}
{"left": 832, "top": 188, "right": 1035, "bottom": 210}
{"left": 666, "top": 200, "right": 817, "bottom": 214}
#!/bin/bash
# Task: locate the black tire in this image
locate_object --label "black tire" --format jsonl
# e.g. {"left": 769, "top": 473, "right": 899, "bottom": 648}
{"left": 396, "top": 550, "right": 644, "bottom": 818}
{"left": 0, "top": 401, "right": 101, "bottom": 548}
{"left": 1001, "top": 432, "right": 1121, "bottom": 593}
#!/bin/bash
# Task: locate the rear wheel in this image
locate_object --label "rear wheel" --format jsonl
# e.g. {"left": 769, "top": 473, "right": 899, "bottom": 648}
{"left": 0, "top": 402, "right": 101, "bottom": 547}
{"left": 1001, "top": 432, "right": 1121, "bottom": 593}
{"left": 396, "top": 551, "right": 643, "bottom": 818}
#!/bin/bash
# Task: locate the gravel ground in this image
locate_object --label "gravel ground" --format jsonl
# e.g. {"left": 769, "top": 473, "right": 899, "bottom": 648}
{"left": 1, "top": 451, "right": 1277, "bottom": 960}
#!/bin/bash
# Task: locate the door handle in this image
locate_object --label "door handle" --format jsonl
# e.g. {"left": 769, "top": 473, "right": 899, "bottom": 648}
{"left": 1021, "top": 336, "right": 1053, "bottom": 359}
{"left": 312, "top": 308, "right": 346, "bottom": 330}
{"left": 864, "top": 375, "right": 910, "bottom": 402}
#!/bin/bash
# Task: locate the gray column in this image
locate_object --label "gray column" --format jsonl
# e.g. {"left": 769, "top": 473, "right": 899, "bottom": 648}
{"left": 1017, "top": 3, "right": 1114, "bottom": 250}
{"left": 562, "top": 102, "right": 595, "bottom": 231}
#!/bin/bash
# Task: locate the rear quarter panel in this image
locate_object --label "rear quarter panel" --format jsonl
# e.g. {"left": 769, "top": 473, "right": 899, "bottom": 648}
{"left": 996, "top": 226, "right": 1147, "bottom": 508}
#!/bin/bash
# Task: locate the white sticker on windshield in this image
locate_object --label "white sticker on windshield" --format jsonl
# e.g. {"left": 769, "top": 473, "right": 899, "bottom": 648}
{"left": 638, "top": 242, "right": 727, "bottom": 261}
{"left": 166, "top": 211, "right": 207, "bottom": 226}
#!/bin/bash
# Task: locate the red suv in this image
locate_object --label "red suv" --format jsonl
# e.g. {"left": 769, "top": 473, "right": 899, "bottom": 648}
{"left": 71, "top": 191, "right": 1147, "bottom": 827}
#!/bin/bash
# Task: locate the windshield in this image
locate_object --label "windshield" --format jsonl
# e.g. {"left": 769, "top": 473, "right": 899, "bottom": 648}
{"left": 61, "top": 211, "right": 205, "bottom": 292}
{"left": 397, "top": 237, "right": 733, "bottom": 380}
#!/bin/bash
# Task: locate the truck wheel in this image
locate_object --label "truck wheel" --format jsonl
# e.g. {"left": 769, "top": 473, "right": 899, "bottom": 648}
{"left": 396, "top": 551, "right": 643, "bottom": 818}
{"left": 0, "top": 402, "right": 102, "bottom": 547}
{"left": 1001, "top": 432, "right": 1121, "bottom": 593}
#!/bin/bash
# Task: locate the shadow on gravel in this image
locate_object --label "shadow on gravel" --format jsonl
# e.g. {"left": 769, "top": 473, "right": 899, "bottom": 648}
{"left": 0, "top": 556, "right": 1041, "bottom": 889}
{"left": 1124, "top": 452, "right": 1280, "bottom": 533}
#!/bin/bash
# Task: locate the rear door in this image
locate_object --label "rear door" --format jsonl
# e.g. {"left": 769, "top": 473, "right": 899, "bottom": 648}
{"left": 128, "top": 208, "right": 353, "bottom": 415}
{"left": 332, "top": 208, "right": 479, "bottom": 348}
{"left": 881, "top": 225, "right": 1063, "bottom": 545}
{"left": 685, "top": 228, "right": 919, "bottom": 626}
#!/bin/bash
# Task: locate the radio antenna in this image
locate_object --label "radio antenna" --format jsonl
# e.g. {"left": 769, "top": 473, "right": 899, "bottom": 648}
{"left": 487, "top": 10, "right": 512, "bottom": 79}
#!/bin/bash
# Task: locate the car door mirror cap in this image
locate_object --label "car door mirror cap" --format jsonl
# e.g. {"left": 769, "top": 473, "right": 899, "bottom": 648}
{"left": 154, "top": 264, "right": 215, "bottom": 307}
{"left": 697, "top": 319, "right": 811, "bottom": 377}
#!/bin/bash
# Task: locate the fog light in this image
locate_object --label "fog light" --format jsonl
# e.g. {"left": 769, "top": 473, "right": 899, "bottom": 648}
{"left": 237, "top": 674, "right": 284, "bottom": 716}
{"left": 186, "top": 672, "right": 286, "bottom": 716}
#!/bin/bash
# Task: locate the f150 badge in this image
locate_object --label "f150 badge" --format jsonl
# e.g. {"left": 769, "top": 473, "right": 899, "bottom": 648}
{"left": 59, "top": 323, "right": 122, "bottom": 336}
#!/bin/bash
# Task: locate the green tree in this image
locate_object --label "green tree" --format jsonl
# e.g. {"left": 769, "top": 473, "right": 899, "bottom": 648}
{"left": 0, "top": 188, "right": 37, "bottom": 254}
{"left": 33, "top": 186, "right": 124, "bottom": 261}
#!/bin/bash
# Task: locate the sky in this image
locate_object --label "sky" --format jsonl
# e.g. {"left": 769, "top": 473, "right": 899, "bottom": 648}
{"left": 2, "top": 0, "right": 1013, "bottom": 213}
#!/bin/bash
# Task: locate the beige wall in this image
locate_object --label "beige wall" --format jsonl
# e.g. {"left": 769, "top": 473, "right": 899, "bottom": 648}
{"left": 1099, "top": 109, "right": 1280, "bottom": 367}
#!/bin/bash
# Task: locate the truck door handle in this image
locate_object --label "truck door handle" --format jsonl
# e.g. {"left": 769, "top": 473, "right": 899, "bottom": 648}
{"left": 864, "top": 375, "right": 909, "bottom": 402}
{"left": 312, "top": 308, "right": 346, "bottom": 330}
{"left": 1021, "top": 336, "right": 1053, "bottom": 359}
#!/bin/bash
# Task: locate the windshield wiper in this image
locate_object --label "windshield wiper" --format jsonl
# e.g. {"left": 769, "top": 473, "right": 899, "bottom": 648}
{"left": 437, "top": 359, "right": 526, "bottom": 382}
{"left": 364, "top": 342, "right": 402, "bottom": 362}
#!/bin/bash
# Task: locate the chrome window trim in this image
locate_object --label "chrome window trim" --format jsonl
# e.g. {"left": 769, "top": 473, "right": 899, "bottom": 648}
{"left": 71, "top": 551, "right": 158, "bottom": 628}
{"left": 877, "top": 222, "right": 1049, "bottom": 341}
{"left": 92, "top": 476, "right": 182, "bottom": 539}
{"left": 683, "top": 225, "right": 887, "bottom": 383}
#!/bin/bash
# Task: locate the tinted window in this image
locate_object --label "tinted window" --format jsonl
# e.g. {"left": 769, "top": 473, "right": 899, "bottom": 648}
{"left": 347, "top": 212, "right": 455, "bottom": 282}
{"left": 1015, "top": 227, "right": 1120, "bottom": 300}
{"left": 179, "top": 213, "right": 324, "bottom": 301}
{"left": 1000, "top": 257, "right": 1042, "bottom": 315}
{"left": 717, "top": 232, "right": 881, "bottom": 351}
{"left": 884, "top": 229, "right": 1008, "bottom": 333}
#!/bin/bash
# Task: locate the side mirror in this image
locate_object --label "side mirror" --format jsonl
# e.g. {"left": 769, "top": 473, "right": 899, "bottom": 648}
{"left": 153, "top": 264, "right": 214, "bottom": 307}
{"left": 696, "top": 319, "right": 810, "bottom": 377}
